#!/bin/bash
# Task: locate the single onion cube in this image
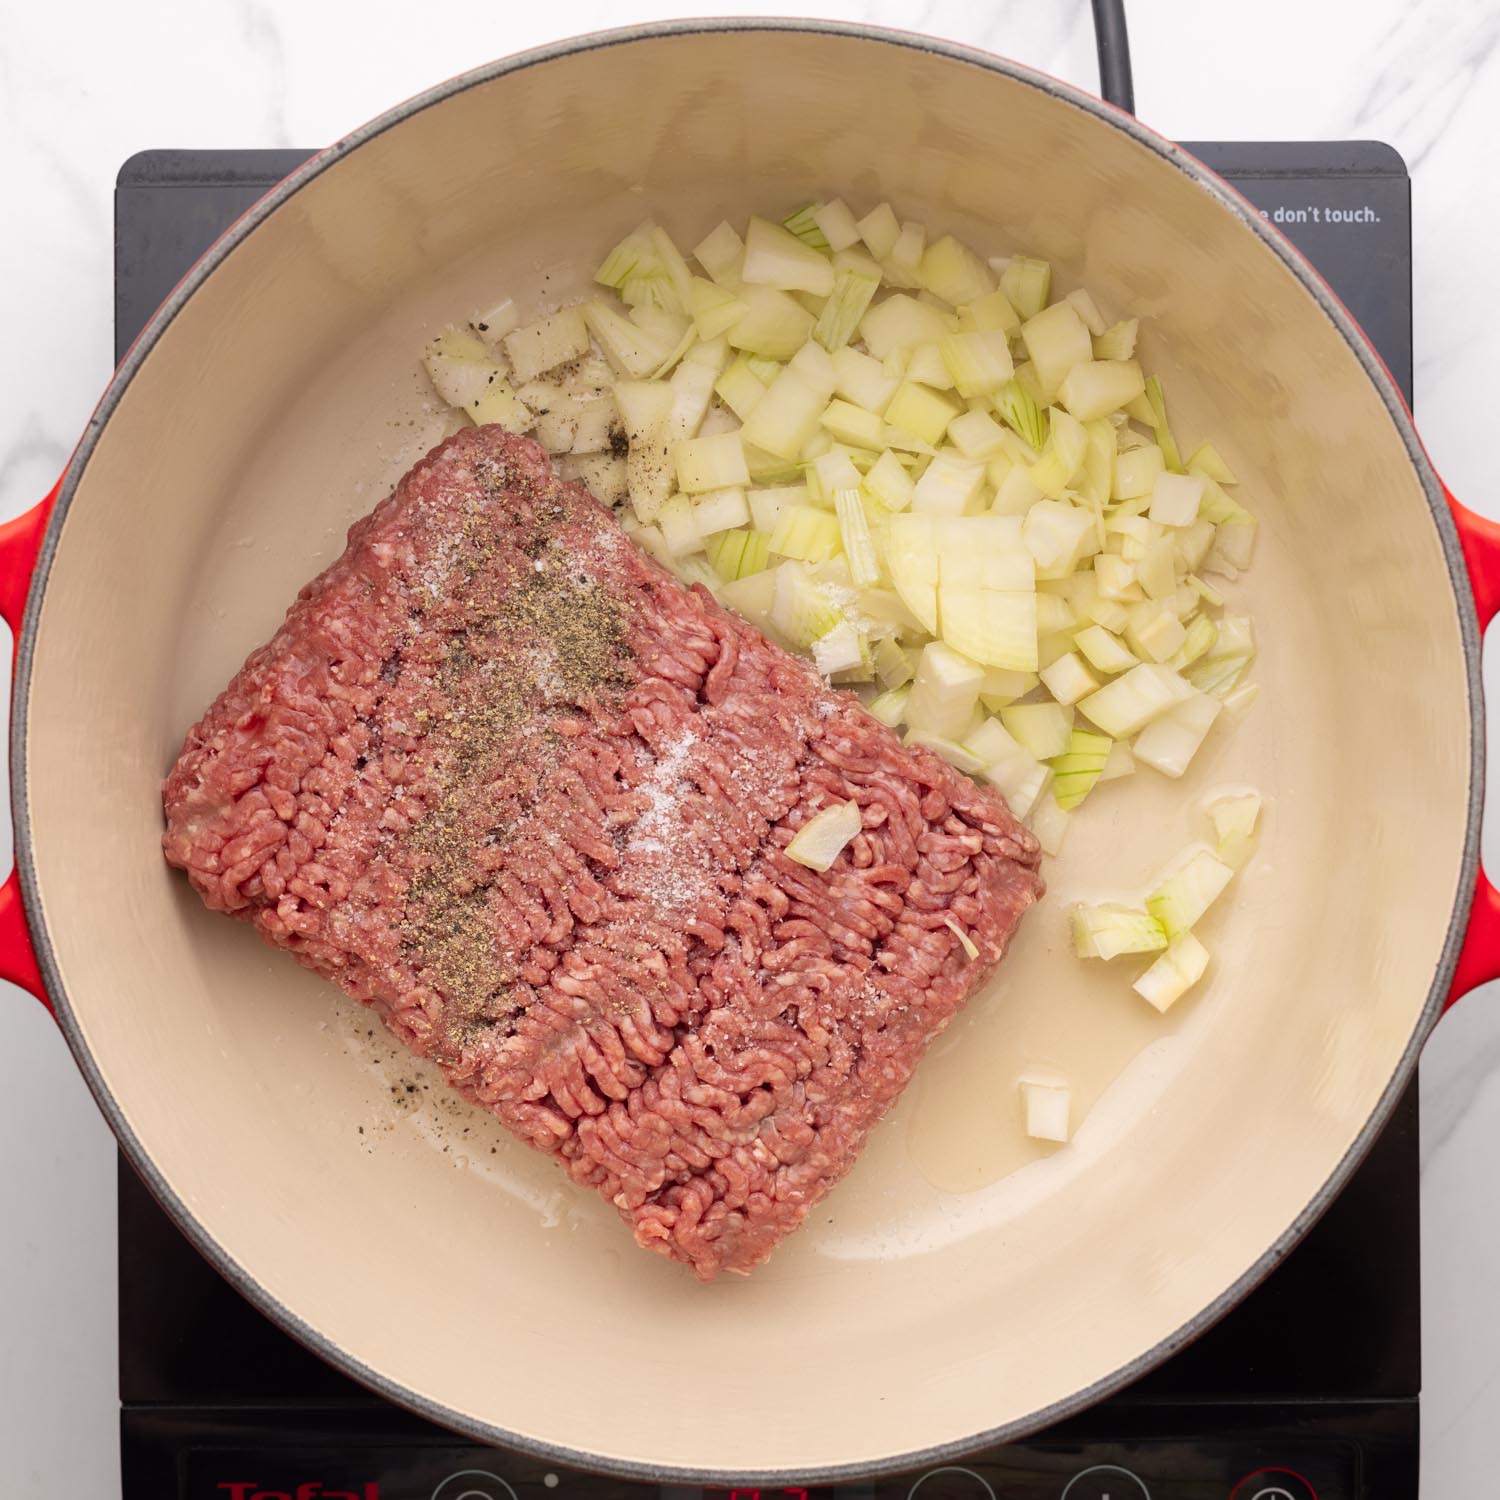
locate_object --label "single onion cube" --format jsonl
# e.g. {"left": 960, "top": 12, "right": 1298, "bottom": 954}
{"left": 1021, "top": 1079, "right": 1072, "bottom": 1143}
{"left": 785, "top": 798, "right": 862, "bottom": 871}
{"left": 1132, "top": 932, "right": 1210, "bottom": 1012}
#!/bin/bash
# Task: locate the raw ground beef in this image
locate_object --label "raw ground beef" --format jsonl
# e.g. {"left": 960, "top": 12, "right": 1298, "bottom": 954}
{"left": 162, "top": 425, "right": 1044, "bottom": 1278}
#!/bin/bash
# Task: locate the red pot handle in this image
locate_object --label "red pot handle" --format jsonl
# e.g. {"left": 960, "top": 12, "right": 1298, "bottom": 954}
{"left": 0, "top": 479, "right": 60, "bottom": 1011}
{"left": 1447, "top": 487, "right": 1500, "bottom": 1009}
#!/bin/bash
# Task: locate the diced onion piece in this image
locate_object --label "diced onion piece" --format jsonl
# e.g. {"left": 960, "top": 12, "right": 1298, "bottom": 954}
{"left": 1075, "top": 624, "right": 1137, "bottom": 675}
{"left": 1000, "top": 256, "right": 1052, "bottom": 320}
{"left": 906, "top": 641, "right": 985, "bottom": 739}
{"left": 1149, "top": 471, "right": 1206, "bottom": 528}
{"left": 864, "top": 448, "right": 916, "bottom": 512}
{"left": 939, "top": 587, "right": 1038, "bottom": 671}
{"left": 1133, "top": 932, "right": 1210, "bottom": 1012}
{"left": 920, "top": 234, "right": 995, "bottom": 306}
{"left": 692, "top": 485, "right": 751, "bottom": 537}
{"left": 583, "top": 299, "right": 676, "bottom": 377}
{"left": 746, "top": 483, "right": 806, "bottom": 533}
{"left": 959, "top": 288, "right": 1021, "bottom": 335}
{"left": 887, "top": 513, "right": 940, "bottom": 632}
{"left": 935, "top": 515, "right": 1032, "bottom": 588}
{"left": 814, "top": 268, "right": 881, "bottom": 352}
{"left": 905, "top": 729, "right": 988, "bottom": 774}
{"left": 656, "top": 494, "right": 701, "bottom": 557}
{"left": 1021, "top": 1080, "right": 1071, "bottom": 1143}
{"left": 1126, "top": 600, "right": 1187, "bottom": 662}
{"left": 1065, "top": 287, "right": 1107, "bottom": 336}
{"left": 1072, "top": 903, "right": 1168, "bottom": 959}
{"left": 1039, "top": 652, "right": 1098, "bottom": 707}
{"left": 1022, "top": 499, "right": 1094, "bottom": 575}
{"left": 742, "top": 215, "right": 835, "bottom": 296}
{"left": 857, "top": 202, "right": 901, "bottom": 260}
{"left": 1140, "top": 375, "right": 1185, "bottom": 472}
{"left": 947, "top": 409, "right": 1009, "bottom": 460}
{"left": 728, "top": 285, "right": 815, "bottom": 359}
{"left": 1132, "top": 691, "right": 1221, "bottom": 778}
{"left": 859, "top": 294, "right": 953, "bottom": 359}
{"left": 781, "top": 203, "right": 829, "bottom": 250}
{"left": 718, "top": 570, "right": 778, "bottom": 632}
{"left": 1169, "top": 615, "right": 1218, "bottom": 672}
{"left": 995, "top": 378, "right": 1047, "bottom": 453}
{"left": 741, "top": 368, "right": 825, "bottom": 459}
{"left": 674, "top": 431, "right": 749, "bottom": 493}
{"left": 1028, "top": 408, "right": 1088, "bottom": 498}
{"left": 1057, "top": 358, "right": 1145, "bottom": 422}
{"left": 769, "top": 504, "right": 843, "bottom": 564}
{"left": 812, "top": 447, "right": 861, "bottom": 495}
{"left": 884, "top": 221, "right": 926, "bottom": 287}
{"left": 1113, "top": 444, "right": 1165, "bottom": 500}
{"left": 1209, "top": 792, "right": 1262, "bottom": 868}
{"left": 693, "top": 221, "right": 744, "bottom": 282}
{"left": 1147, "top": 848, "right": 1234, "bottom": 937}
{"left": 885, "top": 382, "right": 962, "bottom": 447}
{"left": 1187, "top": 440, "right": 1238, "bottom": 485}
{"left": 820, "top": 399, "right": 885, "bottom": 450}
{"left": 424, "top": 352, "right": 507, "bottom": 410}
{"left": 834, "top": 488, "right": 881, "bottom": 587}
{"left": 812, "top": 620, "right": 866, "bottom": 676}
{"left": 809, "top": 198, "right": 860, "bottom": 252}
{"left": 867, "top": 684, "right": 911, "bottom": 727}
{"left": 1021, "top": 301, "right": 1093, "bottom": 399}
{"left": 1050, "top": 728, "right": 1112, "bottom": 810}
{"left": 473, "top": 299, "right": 519, "bottom": 345}
{"left": 905, "top": 343, "right": 954, "bottom": 390}
{"left": 689, "top": 277, "right": 748, "bottom": 339}
{"left": 704, "top": 527, "right": 771, "bottom": 581}
{"left": 1078, "top": 663, "right": 1194, "bottom": 738}
{"left": 913, "top": 454, "right": 985, "bottom": 516}
{"left": 469, "top": 378, "right": 535, "bottom": 433}
{"left": 832, "top": 347, "right": 899, "bottom": 414}
{"left": 785, "top": 798, "right": 862, "bottom": 871}
{"left": 787, "top": 339, "right": 838, "bottom": 399}
{"left": 1001, "top": 701, "right": 1074, "bottom": 761}
{"left": 715, "top": 357, "right": 770, "bottom": 420}
{"left": 1093, "top": 318, "right": 1138, "bottom": 361}
{"left": 772, "top": 562, "right": 844, "bottom": 647}
{"left": 943, "top": 914, "right": 980, "bottom": 961}
{"left": 873, "top": 637, "right": 916, "bottom": 690}
{"left": 938, "top": 329, "right": 1014, "bottom": 398}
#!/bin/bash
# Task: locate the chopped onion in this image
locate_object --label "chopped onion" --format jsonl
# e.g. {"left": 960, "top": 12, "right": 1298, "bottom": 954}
{"left": 1146, "top": 848, "right": 1234, "bottom": 938}
{"left": 1021, "top": 1079, "right": 1071, "bottom": 1143}
{"left": 785, "top": 799, "right": 862, "bottom": 871}
{"left": 1072, "top": 903, "right": 1168, "bottom": 959}
{"left": 1132, "top": 932, "right": 1210, "bottom": 1012}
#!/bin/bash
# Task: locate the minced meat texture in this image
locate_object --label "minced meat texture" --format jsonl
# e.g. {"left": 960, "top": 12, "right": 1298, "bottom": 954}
{"left": 162, "top": 426, "right": 1044, "bottom": 1278}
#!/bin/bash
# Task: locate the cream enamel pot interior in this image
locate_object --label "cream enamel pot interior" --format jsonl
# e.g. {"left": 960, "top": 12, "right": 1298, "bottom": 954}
{"left": 5, "top": 19, "right": 1500, "bottom": 1484}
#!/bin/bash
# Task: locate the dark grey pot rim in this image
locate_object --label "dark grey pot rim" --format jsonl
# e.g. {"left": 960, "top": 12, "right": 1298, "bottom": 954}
{"left": 11, "top": 16, "right": 1479, "bottom": 1488}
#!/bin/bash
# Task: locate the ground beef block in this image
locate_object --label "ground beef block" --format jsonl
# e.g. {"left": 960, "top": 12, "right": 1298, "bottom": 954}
{"left": 162, "top": 425, "right": 1044, "bottom": 1278}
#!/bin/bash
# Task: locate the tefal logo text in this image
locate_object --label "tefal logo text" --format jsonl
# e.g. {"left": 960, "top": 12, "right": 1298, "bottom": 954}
{"left": 216, "top": 1485, "right": 379, "bottom": 1500}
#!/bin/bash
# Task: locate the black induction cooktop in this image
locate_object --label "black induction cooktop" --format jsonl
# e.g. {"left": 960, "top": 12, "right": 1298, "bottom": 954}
{"left": 115, "top": 141, "right": 1418, "bottom": 1500}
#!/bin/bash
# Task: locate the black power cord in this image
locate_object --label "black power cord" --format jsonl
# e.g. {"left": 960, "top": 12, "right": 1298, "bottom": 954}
{"left": 1090, "top": 0, "right": 1136, "bottom": 114}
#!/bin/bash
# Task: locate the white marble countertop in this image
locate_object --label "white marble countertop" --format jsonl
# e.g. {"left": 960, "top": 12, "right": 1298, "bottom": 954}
{"left": 1, "top": 0, "right": 1497, "bottom": 1493}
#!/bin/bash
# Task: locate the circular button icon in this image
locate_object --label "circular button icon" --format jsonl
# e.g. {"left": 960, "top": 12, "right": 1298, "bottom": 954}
{"left": 431, "top": 1470, "right": 519, "bottom": 1500}
{"left": 1060, "top": 1464, "right": 1151, "bottom": 1500}
{"left": 1229, "top": 1470, "right": 1317, "bottom": 1500}
{"left": 906, "top": 1465, "right": 997, "bottom": 1500}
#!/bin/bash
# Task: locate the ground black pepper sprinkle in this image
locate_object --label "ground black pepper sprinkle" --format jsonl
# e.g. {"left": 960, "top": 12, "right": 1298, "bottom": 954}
{"left": 396, "top": 485, "right": 629, "bottom": 1062}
